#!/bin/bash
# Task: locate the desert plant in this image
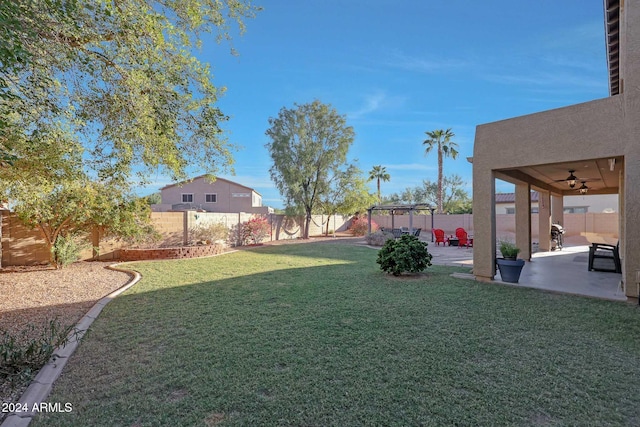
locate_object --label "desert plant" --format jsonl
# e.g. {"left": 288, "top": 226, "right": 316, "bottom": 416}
{"left": 51, "top": 234, "right": 83, "bottom": 268}
{"left": 499, "top": 240, "right": 521, "bottom": 259}
{"left": 377, "top": 234, "right": 432, "bottom": 276}
{"left": 365, "top": 229, "right": 394, "bottom": 246}
{"left": 350, "top": 216, "right": 377, "bottom": 236}
{"left": 0, "top": 319, "right": 78, "bottom": 386}
{"left": 190, "top": 222, "right": 230, "bottom": 245}
{"left": 241, "top": 216, "right": 271, "bottom": 245}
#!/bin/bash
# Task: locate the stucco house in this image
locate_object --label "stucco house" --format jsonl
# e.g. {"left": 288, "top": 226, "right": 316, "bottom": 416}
{"left": 153, "top": 176, "right": 273, "bottom": 214}
{"left": 472, "top": 0, "right": 638, "bottom": 297}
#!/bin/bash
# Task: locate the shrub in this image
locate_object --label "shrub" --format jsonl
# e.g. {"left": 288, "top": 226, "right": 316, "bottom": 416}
{"left": 241, "top": 216, "right": 271, "bottom": 245}
{"left": 190, "top": 222, "right": 229, "bottom": 245}
{"left": 350, "top": 216, "right": 377, "bottom": 236}
{"left": 52, "top": 234, "right": 83, "bottom": 268}
{"left": 0, "top": 319, "right": 78, "bottom": 386}
{"left": 499, "top": 240, "right": 520, "bottom": 259}
{"left": 365, "top": 229, "right": 394, "bottom": 246}
{"left": 377, "top": 234, "right": 432, "bottom": 276}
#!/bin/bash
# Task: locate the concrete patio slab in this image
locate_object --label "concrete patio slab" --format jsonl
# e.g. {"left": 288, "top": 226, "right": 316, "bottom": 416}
{"left": 424, "top": 242, "right": 626, "bottom": 302}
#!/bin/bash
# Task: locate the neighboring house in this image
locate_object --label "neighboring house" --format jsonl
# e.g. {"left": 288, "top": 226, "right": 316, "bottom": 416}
{"left": 472, "top": 0, "right": 639, "bottom": 297}
{"left": 153, "top": 176, "right": 273, "bottom": 214}
{"left": 495, "top": 192, "right": 619, "bottom": 214}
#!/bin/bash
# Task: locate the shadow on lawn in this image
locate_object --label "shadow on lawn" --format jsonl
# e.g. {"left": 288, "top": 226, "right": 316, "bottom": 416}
{"left": 12, "top": 242, "right": 640, "bottom": 426}
{"left": 29, "top": 249, "right": 640, "bottom": 426}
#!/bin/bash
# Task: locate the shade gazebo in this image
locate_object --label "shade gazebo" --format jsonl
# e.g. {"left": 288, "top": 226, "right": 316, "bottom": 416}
{"left": 366, "top": 203, "right": 437, "bottom": 242}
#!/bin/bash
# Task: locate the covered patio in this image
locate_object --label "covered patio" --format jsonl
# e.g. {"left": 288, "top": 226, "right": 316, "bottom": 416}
{"left": 471, "top": 0, "right": 639, "bottom": 300}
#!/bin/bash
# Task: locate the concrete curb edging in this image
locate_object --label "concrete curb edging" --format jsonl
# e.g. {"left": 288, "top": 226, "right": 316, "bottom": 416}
{"left": 1, "top": 264, "right": 142, "bottom": 427}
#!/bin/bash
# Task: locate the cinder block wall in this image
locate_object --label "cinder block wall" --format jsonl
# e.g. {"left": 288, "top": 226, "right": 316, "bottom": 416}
{"left": 1, "top": 212, "right": 51, "bottom": 265}
{"left": 4, "top": 210, "right": 613, "bottom": 266}
{"left": 371, "top": 213, "right": 619, "bottom": 244}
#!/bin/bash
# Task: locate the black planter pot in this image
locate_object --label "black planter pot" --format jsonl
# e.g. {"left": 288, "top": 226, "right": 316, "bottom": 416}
{"left": 496, "top": 258, "right": 525, "bottom": 283}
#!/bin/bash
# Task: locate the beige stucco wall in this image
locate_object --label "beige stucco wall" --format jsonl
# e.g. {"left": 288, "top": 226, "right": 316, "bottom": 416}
{"left": 473, "top": 1, "right": 640, "bottom": 296}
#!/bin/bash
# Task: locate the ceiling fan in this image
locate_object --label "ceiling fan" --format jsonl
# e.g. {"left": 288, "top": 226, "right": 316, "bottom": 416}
{"left": 553, "top": 170, "right": 599, "bottom": 193}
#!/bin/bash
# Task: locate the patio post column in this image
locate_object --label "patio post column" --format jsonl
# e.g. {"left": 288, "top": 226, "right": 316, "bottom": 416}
{"left": 472, "top": 169, "right": 496, "bottom": 281}
{"left": 515, "top": 183, "right": 532, "bottom": 260}
{"left": 623, "top": 153, "right": 640, "bottom": 298}
{"left": 409, "top": 208, "right": 413, "bottom": 232}
{"left": 551, "top": 194, "right": 564, "bottom": 226}
{"left": 367, "top": 208, "right": 372, "bottom": 234}
{"left": 538, "top": 191, "right": 551, "bottom": 252}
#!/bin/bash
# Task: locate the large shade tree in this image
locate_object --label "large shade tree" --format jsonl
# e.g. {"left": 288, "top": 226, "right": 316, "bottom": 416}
{"left": 266, "top": 100, "right": 355, "bottom": 238}
{"left": 423, "top": 128, "right": 459, "bottom": 214}
{"left": 368, "top": 165, "right": 390, "bottom": 204}
{"left": 0, "top": 0, "right": 260, "bottom": 187}
{"left": 320, "top": 165, "right": 377, "bottom": 235}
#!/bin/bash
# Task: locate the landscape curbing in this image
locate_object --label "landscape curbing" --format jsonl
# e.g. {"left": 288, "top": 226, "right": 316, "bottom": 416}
{"left": 0, "top": 264, "right": 142, "bottom": 427}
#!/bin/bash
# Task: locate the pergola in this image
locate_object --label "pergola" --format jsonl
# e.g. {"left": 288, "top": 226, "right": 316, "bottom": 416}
{"left": 366, "top": 203, "right": 437, "bottom": 241}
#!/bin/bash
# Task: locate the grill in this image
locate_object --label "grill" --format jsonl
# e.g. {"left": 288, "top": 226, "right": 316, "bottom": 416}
{"left": 550, "top": 223, "right": 565, "bottom": 251}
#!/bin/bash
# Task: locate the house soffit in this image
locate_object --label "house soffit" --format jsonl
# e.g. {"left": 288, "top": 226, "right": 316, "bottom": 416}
{"left": 495, "top": 156, "right": 623, "bottom": 195}
{"left": 605, "top": 0, "right": 621, "bottom": 96}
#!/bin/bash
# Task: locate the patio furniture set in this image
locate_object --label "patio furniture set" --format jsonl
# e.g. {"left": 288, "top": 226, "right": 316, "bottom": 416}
{"left": 433, "top": 227, "right": 473, "bottom": 248}
{"left": 380, "top": 227, "right": 422, "bottom": 239}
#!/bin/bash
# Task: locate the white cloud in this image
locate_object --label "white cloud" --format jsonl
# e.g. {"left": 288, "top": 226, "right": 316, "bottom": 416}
{"left": 347, "top": 92, "right": 386, "bottom": 120}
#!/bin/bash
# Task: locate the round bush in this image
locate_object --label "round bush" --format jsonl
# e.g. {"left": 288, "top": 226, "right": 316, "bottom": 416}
{"left": 376, "top": 235, "right": 433, "bottom": 276}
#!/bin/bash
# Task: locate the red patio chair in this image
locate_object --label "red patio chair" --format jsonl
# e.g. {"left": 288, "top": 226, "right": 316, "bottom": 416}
{"left": 433, "top": 229, "right": 446, "bottom": 246}
{"left": 455, "top": 227, "right": 470, "bottom": 248}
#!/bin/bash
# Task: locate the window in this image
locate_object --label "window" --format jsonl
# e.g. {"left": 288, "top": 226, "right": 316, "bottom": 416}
{"left": 182, "top": 194, "right": 193, "bottom": 203}
{"left": 205, "top": 194, "right": 217, "bottom": 203}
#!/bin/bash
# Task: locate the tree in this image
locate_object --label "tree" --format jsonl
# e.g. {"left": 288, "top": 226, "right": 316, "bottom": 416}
{"left": 0, "top": 0, "right": 260, "bottom": 186}
{"left": 368, "top": 165, "right": 390, "bottom": 204}
{"left": 423, "top": 128, "right": 459, "bottom": 214}
{"left": 9, "top": 178, "right": 156, "bottom": 267}
{"left": 385, "top": 174, "right": 471, "bottom": 213}
{"left": 440, "top": 175, "right": 472, "bottom": 213}
{"left": 266, "top": 100, "right": 355, "bottom": 238}
{"left": 320, "top": 165, "right": 377, "bottom": 235}
{"left": 144, "top": 192, "right": 162, "bottom": 205}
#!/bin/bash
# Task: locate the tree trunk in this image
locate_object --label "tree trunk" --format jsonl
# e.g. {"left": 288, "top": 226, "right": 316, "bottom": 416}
{"left": 304, "top": 211, "right": 312, "bottom": 239}
{"left": 437, "top": 150, "right": 444, "bottom": 214}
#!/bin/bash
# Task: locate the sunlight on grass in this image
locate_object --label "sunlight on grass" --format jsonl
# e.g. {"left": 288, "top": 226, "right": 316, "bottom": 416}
{"left": 120, "top": 246, "right": 357, "bottom": 292}
{"left": 33, "top": 242, "right": 640, "bottom": 427}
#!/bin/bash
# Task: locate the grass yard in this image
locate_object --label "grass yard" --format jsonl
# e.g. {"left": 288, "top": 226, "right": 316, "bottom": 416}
{"left": 34, "top": 242, "right": 640, "bottom": 426}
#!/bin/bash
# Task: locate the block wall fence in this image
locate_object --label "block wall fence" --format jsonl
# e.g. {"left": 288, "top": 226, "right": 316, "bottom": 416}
{"left": 0, "top": 210, "right": 618, "bottom": 266}
{"left": 0, "top": 211, "right": 352, "bottom": 266}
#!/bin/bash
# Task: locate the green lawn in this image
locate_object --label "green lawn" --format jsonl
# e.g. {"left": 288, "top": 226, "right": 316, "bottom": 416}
{"left": 34, "top": 242, "right": 640, "bottom": 426}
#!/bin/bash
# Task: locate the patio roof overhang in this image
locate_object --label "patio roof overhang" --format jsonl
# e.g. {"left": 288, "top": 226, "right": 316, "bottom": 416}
{"left": 494, "top": 156, "right": 623, "bottom": 196}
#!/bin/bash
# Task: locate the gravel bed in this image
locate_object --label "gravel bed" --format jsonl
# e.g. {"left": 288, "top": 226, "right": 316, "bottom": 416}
{"left": 0, "top": 261, "right": 133, "bottom": 416}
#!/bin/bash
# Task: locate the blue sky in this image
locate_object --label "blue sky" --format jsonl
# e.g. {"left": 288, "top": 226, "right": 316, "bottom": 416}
{"left": 139, "top": 0, "right": 610, "bottom": 208}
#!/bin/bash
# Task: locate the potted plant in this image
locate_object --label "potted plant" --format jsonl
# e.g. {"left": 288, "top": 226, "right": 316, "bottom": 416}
{"left": 499, "top": 240, "right": 520, "bottom": 260}
{"left": 496, "top": 240, "right": 525, "bottom": 283}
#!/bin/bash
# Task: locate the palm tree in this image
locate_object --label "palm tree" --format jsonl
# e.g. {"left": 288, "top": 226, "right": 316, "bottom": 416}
{"left": 368, "top": 165, "right": 390, "bottom": 204}
{"left": 423, "top": 128, "right": 459, "bottom": 214}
